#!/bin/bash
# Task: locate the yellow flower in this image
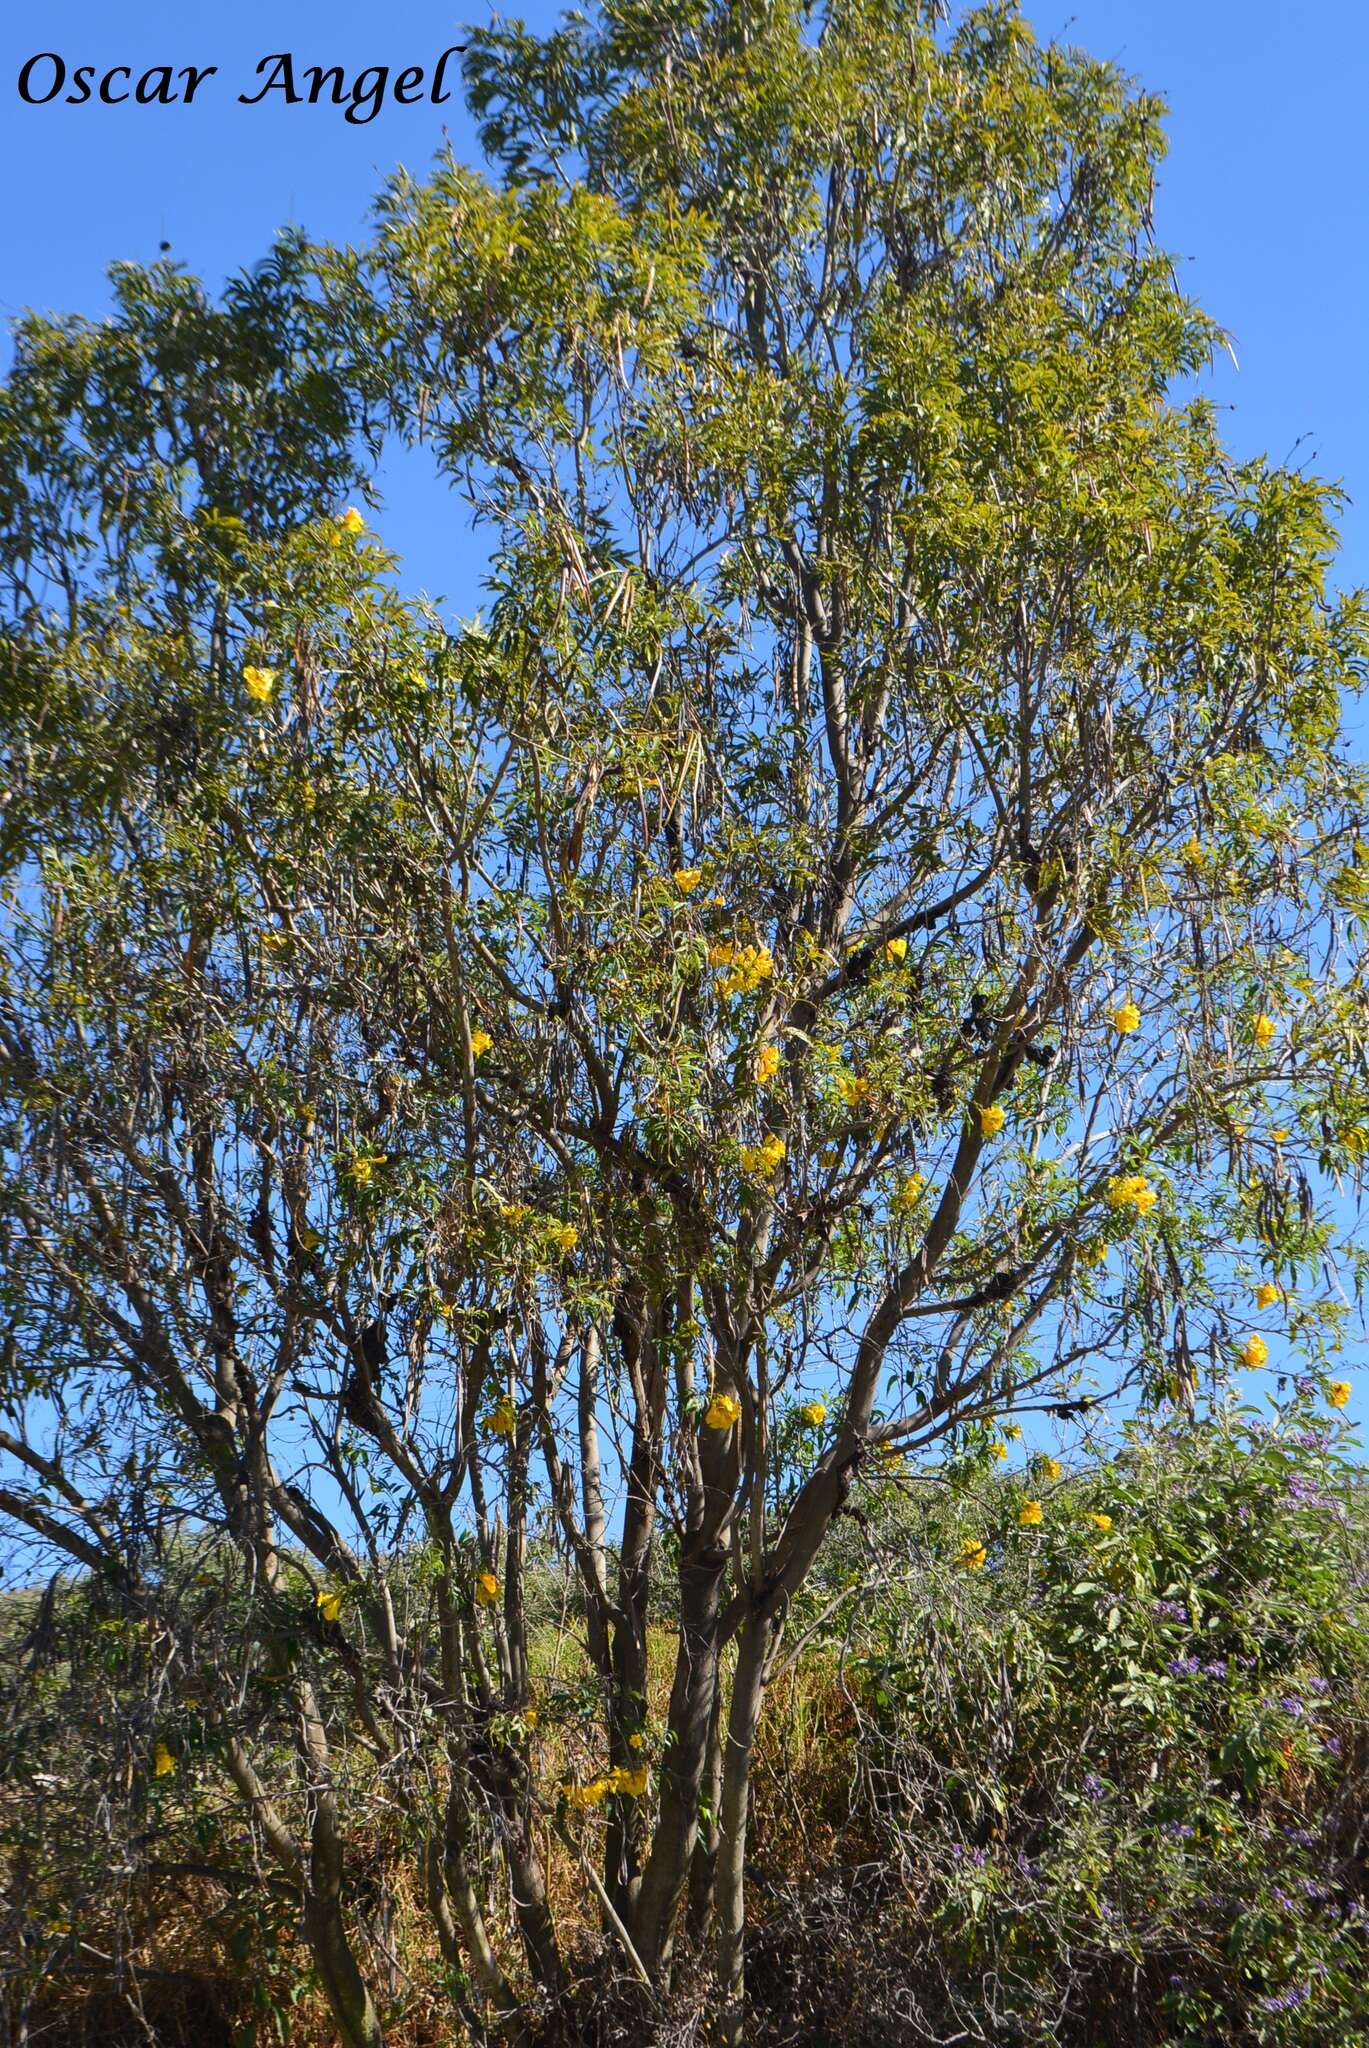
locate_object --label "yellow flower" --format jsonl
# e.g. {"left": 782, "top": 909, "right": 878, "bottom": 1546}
{"left": 884, "top": 936, "right": 909, "bottom": 963}
{"left": 708, "top": 940, "right": 737, "bottom": 968}
{"left": 958, "top": 1538, "right": 988, "bottom": 1571}
{"left": 470, "top": 1028, "right": 492, "bottom": 1058}
{"left": 704, "top": 1391, "right": 742, "bottom": 1431}
{"left": 740, "top": 1133, "right": 786, "bottom": 1179}
{"left": 754, "top": 1043, "right": 781, "bottom": 1085}
{"left": 1181, "top": 836, "right": 1204, "bottom": 866}
{"left": 1328, "top": 1380, "right": 1351, "bottom": 1409}
{"left": 1087, "top": 1513, "right": 1113, "bottom": 1532}
{"left": 301, "top": 779, "right": 316, "bottom": 812}
{"left": 1254, "top": 1281, "right": 1282, "bottom": 1310}
{"left": 1105, "top": 1173, "right": 1156, "bottom": 1216}
{"left": 1018, "top": 1499, "right": 1043, "bottom": 1528}
{"left": 550, "top": 1222, "right": 579, "bottom": 1254}
{"left": 243, "top": 664, "right": 277, "bottom": 703}
{"left": 628, "top": 1731, "right": 646, "bottom": 1751}
{"left": 979, "top": 1103, "right": 1006, "bottom": 1139}
{"left": 484, "top": 1396, "right": 518, "bottom": 1437}
{"left": 345, "top": 1153, "right": 386, "bottom": 1189}
{"left": 798, "top": 1401, "right": 827, "bottom": 1427}
{"left": 1240, "top": 1333, "right": 1269, "bottom": 1370}
{"left": 1039, "top": 1456, "right": 1063, "bottom": 1482}
{"left": 522, "top": 1708, "right": 539, "bottom": 1731}
{"left": 316, "top": 1589, "right": 344, "bottom": 1625}
{"left": 563, "top": 1776, "right": 610, "bottom": 1809}
{"left": 1001, "top": 1422, "right": 1023, "bottom": 1441}
{"left": 838, "top": 1073, "right": 872, "bottom": 1110}
{"left": 988, "top": 1441, "right": 1007, "bottom": 1461}
{"left": 1252, "top": 1013, "right": 1276, "bottom": 1049}
{"left": 608, "top": 1764, "right": 650, "bottom": 1798}
{"left": 475, "top": 1571, "right": 500, "bottom": 1608}
{"left": 1111, "top": 999, "right": 1141, "bottom": 1035}
{"left": 340, "top": 506, "right": 366, "bottom": 536}
{"left": 673, "top": 868, "right": 703, "bottom": 894}
{"left": 718, "top": 943, "right": 774, "bottom": 995}
{"left": 894, "top": 1172, "right": 926, "bottom": 1213}
{"left": 152, "top": 1743, "right": 176, "bottom": 1778}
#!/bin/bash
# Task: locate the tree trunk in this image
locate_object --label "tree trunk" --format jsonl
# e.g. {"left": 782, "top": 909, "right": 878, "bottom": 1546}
{"left": 631, "top": 1539, "right": 726, "bottom": 1974}
{"left": 686, "top": 1672, "right": 724, "bottom": 1942}
{"left": 713, "top": 1605, "right": 774, "bottom": 2048}
{"left": 302, "top": 1892, "right": 386, "bottom": 2048}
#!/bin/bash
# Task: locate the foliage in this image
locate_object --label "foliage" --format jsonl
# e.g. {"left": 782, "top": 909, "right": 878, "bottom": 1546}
{"left": 0, "top": 2, "right": 1366, "bottom": 2042}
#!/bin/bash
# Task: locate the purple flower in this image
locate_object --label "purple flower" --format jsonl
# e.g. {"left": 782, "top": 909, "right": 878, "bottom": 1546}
{"left": 1082, "top": 1773, "right": 1107, "bottom": 1801}
{"left": 1308, "top": 1676, "right": 1329, "bottom": 1695}
{"left": 1164, "top": 1821, "right": 1196, "bottom": 1840}
{"left": 1260, "top": 1983, "right": 1310, "bottom": 2013}
{"left": 1167, "top": 1655, "right": 1201, "bottom": 1676}
{"left": 1203, "top": 1660, "right": 1228, "bottom": 1679}
{"left": 1280, "top": 1696, "right": 1304, "bottom": 1717}
{"left": 1154, "top": 1599, "right": 1189, "bottom": 1623}
{"left": 1324, "top": 1735, "right": 1343, "bottom": 1759}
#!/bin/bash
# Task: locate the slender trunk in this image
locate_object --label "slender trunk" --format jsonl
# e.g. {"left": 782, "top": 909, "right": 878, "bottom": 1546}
{"left": 605, "top": 1296, "right": 664, "bottom": 1919}
{"left": 302, "top": 1891, "right": 385, "bottom": 2048}
{"left": 713, "top": 1607, "right": 775, "bottom": 2048}
{"left": 686, "top": 1671, "right": 724, "bottom": 1942}
{"left": 631, "top": 1539, "right": 726, "bottom": 1974}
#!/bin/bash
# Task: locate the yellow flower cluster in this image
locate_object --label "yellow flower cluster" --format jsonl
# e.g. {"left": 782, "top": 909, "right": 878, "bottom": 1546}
{"left": 1254, "top": 1281, "right": 1282, "bottom": 1309}
{"left": 894, "top": 1172, "right": 926, "bottom": 1213}
{"left": 1240, "top": 1333, "right": 1269, "bottom": 1370}
{"left": 704, "top": 1391, "right": 742, "bottom": 1431}
{"left": 243, "top": 663, "right": 277, "bottom": 703}
{"left": 838, "top": 1073, "right": 872, "bottom": 1110}
{"left": 1105, "top": 1173, "right": 1156, "bottom": 1216}
{"left": 484, "top": 1396, "right": 518, "bottom": 1437}
{"left": 152, "top": 1743, "right": 176, "bottom": 1778}
{"left": 1018, "top": 1499, "right": 1043, "bottom": 1528}
{"left": 1039, "top": 1455, "right": 1063, "bottom": 1482}
{"left": 329, "top": 506, "right": 366, "bottom": 544}
{"left": 1252, "top": 1012, "right": 1277, "bottom": 1049}
{"left": 1111, "top": 999, "right": 1141, "bottom": 1035}
{"left": 988, "top": 1441, "right": 1007, "bottom": 1462}
{"left": 884, "top": 936, "right": 908, "bottom": 963}
{"left": 316, "top": 1588, "right": 344, "bottom": 1624}
{"left": 470, "top": 1028, "right": 493, "bottom": 1058}
{"left": 712, "top": 942, "right": 774, "bottom": 995}
{"left": 740, "top": 1132, "right": 786, "bottom": 1180}
{"left": 475, "top": 1571, "right": 500, "bottom": 1608}
{"left": 754, "top": 1043, "right": 781, "bottom": 1085}
{"left": 562, "top": 1763, "right": 650, "bottom": 1809}
{"left": 673, "top": 868, "right": 703, "bottom": 893}
{"left": 798, "top": 1401, "right": 826, "bottom": 1427}
{"left": 550, "top": 1222, "right": 579, "bottom": 1254}
{"left": 1087, "top": 1513, "right": 1113, "bottom": 1532}
{"left": 958, "top": 1538, "right": 988, "bottom": 1571}
{"left": 1328, "top": 1380, "right": 1351, "bottom": 1409}
{"left": 1000, "top": 1422, "right": 1023, "bottom": 1441}
{"left": 346, "top": 1153, "right": 386, "bottom": 1189}
{"left": 979, "top": 1103, "right": 1006, "bottom": 1138}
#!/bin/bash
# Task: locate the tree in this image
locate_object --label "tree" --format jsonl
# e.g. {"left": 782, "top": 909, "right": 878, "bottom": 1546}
{"left": 1, "top": 2, "right": 1366, "bottom": 2041}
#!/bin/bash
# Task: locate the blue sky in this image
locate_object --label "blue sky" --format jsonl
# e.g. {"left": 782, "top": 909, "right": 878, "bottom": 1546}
{"left": 1, "top": 0, "right": 1365, "bottom": 1445}
{"left": 2, "top": 0, "right": 1366, "bottom": 604}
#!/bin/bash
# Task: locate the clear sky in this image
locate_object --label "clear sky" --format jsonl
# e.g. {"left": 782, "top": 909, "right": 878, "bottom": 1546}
{"left": 2, "top": 0, "right": 1366, "bottom": 603}
{"left": 1, "top": 0, "right": 1365, "bottom": 1440}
